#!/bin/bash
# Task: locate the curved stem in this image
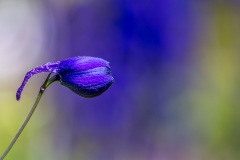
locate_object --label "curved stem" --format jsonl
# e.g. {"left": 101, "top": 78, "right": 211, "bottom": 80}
{"left": 0, "top": 73, "right": 57, "bottom": 160}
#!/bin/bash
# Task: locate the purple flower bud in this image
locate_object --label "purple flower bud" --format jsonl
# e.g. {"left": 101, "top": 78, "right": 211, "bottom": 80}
{"left": 16, "top": 56, "right": 114, "bottom": 101}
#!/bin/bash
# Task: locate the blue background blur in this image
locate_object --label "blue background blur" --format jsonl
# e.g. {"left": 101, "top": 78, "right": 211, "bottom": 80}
{"left": 1, "top": 0, "right": 240, "bottom": 160}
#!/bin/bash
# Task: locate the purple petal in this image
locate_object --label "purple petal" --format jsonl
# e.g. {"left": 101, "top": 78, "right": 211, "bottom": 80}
{"left": 59, "top": 66, "right": 114, "bottom": 97}
{"left": 61, "top": 74, "right": 114, "bottom": 97}
{"left": 16, "top": 61, "right": 60, "bottom": 101}
{"left": 58, "top": 56, "right": 110, "bottom": 74}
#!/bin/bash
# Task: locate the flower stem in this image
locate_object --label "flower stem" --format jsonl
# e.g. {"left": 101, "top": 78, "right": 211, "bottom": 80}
{"left": 0, "top": 73, "right": 58, "bottom": 160}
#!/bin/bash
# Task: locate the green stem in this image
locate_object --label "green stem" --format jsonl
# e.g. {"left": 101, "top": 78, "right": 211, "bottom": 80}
{"left": 0, "top": 74, "right": 58, "bottom": 160}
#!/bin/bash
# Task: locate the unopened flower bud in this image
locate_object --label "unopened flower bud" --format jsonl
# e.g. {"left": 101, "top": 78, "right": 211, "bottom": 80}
{"left": 16, "top": 56, "right": 114, "bottom": 101}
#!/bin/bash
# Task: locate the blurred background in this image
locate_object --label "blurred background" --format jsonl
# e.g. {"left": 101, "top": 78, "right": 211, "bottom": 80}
{"left": 0, "top": 0, "right": 240, "bottom": 159}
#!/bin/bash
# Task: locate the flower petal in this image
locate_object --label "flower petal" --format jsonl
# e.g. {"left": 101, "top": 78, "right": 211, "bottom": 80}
{"left": 16, "top": 61, "right": 59, "bottom": 101}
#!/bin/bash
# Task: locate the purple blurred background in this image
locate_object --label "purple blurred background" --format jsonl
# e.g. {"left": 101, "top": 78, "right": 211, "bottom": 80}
{"left": 1, "top": 0, "right": 240, "bottom": 160}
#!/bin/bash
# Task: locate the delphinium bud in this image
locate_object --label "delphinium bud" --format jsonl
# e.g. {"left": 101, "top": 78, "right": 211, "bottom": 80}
{"left": 16, "top": 56, "right": 114, "bottom": 101}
